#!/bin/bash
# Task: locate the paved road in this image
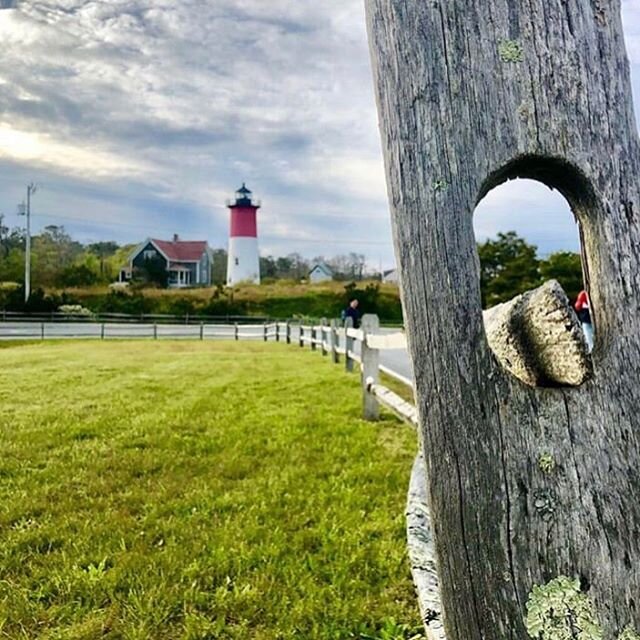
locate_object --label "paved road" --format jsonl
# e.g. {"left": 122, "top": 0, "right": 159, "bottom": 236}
{"left": 0, "top": 321, "right": 414, "bottom": 384}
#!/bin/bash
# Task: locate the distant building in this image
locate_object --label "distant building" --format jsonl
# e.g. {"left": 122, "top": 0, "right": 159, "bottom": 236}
{"left": 309, "top": 263, "right": 333, "bottom": 283}
{"left": 383, "top": 268, "right": 399, "bottom": 284}
{"left": 119, "top": 235, "right": 212, "bottom": 288}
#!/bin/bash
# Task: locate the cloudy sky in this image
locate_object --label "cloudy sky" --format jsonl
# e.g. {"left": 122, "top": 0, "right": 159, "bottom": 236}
{"left": 0, "top": 1, "right": 639, "bottom": 269}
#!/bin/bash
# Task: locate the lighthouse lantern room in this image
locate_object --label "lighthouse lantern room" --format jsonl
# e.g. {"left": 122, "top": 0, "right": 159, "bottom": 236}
{"left": 226, "top": 183, "right": 261, "bottom": 286}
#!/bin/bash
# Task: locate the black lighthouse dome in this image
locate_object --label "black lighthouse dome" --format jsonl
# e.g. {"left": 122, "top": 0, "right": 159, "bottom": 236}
{"left": 228, "top": 183, "right": 261, "bottom": 208}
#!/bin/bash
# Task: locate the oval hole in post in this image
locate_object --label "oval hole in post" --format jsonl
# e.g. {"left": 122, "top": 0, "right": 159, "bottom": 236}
{"left": 473, "top": 156, "right": 595, "bottom": 388}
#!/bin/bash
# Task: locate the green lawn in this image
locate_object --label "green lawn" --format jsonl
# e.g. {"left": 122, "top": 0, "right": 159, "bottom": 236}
{"left": 0, "top": 341, "right": 422, "bottom": 639}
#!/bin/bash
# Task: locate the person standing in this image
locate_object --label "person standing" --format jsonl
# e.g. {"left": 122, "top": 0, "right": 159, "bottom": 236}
{"left": 575, "top": 289, "right": 594, "bottom": 352}
{"left": 343, "top": 298, "right": 361, "bottom": 329}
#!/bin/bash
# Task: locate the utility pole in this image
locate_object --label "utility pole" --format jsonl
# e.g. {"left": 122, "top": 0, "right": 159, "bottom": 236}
{"left": 18, "top": 183, "right": 37, "bottom": 303}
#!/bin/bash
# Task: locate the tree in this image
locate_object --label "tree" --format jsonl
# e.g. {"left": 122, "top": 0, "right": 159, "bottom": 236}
{"left": 210, "top": 249, "right": 228, "bottom": 285}
{"left": 539, "top": 251, "right": 584, "bottom": 302}
{"left": 32, "top": 225, "right": 83, "bottom": 287}
{"left": 259, "top": 255, "right": 278, "bottom": 279}
{"left": 0, "top": 247, "right": 25, "bottom": 283}
{"left": 57, "top": 263, "right": 99, "bottom": 288}
{"left": 275, "top": 256, "right": 293, "bottom": 278}
{"left": 478, "top": 231, "right": 541, "bottom": 307}
{"left": 285, "top": 253, "right": 309, "bottom": 280}
{"left": 88, "top": 241, "right": 120, "bottom": 280}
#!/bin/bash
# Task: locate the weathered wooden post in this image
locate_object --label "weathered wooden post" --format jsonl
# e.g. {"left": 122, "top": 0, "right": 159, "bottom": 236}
{"left": 263, "top": 321, "right": 268, "bottom": 342}
{"left": 286, "top": 320, "right": 291, "bottom": 345}
{"left": 234, "top": 322, "right": 239, "bottom": 342}
{"left": 299, "top": 324, "right": 304, "bottom": 348}
{"left": 361, "top": 314, "right": 380, "bottom": 421}
{"left": 366, "top": 1, "right": 640, "bottom": 638}
{"left": 320, "top": 318, "right": 328, "bottom": 356}
{"left": 330, "top": 319, "right": 339, "bottom": 364}
{"left": 344, "top": 317, "right": 354, "bottom": 373}
{"left": 311, "top": 323, "right": 317, "bottom": 352}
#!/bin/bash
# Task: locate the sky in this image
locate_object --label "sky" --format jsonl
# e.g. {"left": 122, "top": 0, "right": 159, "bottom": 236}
{"left": 0, "top": 1, "right": 639, "bottom": 270}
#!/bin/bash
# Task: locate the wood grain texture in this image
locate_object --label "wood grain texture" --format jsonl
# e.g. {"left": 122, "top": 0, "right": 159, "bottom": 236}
{"left": 365, "top": 1, "right": 640, "bottom": 638}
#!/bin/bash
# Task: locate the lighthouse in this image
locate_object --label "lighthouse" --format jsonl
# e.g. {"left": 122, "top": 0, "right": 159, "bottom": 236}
{"left": 226, "top": 183, "right": 261, "bottom": 286}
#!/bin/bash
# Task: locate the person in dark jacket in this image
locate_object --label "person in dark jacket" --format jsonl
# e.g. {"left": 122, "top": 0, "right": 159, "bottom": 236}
{"left": 343, "top": 298, "right": 360, "bottom": 328}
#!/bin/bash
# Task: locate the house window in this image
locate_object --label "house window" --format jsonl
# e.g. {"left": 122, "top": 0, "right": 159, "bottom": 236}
{"left": 144, "top": 249, "right": 157, "bottom": 260}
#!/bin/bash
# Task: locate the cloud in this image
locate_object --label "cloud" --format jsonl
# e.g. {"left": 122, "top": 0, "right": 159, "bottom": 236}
{"left": 0, "top": 1, "right": 639, "bottom": 270}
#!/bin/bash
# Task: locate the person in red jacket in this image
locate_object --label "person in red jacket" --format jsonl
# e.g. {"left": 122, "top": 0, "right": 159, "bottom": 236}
{"left": 575, "top": 289, "right": 593, "bottom": 352}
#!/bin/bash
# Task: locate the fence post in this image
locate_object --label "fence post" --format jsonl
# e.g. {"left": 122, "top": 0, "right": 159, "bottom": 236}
{"left": 299, "top": 324, "right": 304, "bottom": 348}
{"left": 153, "top": 323, "right": 158, "bottom": 340}
{"left": 330, "top": 319, "right": 339, "bottom": 363}
{"left": 361, "top": 314, "right": 380, "bottom": 420}
{"left": 321, "top": 318, "right": 328, "bottom": 356}
{"left": 311, "top": 323, "right": 317, "bottom": 352}
{"left": 101, "top": 323, "right": 105, "bottom": 340}
{"left": 41, "top": 322, "right": 45, "bottom": 340}
{"left": 200, "top": 322, "right": 204, "bottom": 341}
{"left": 263, "top": 321, "right": 268, "bottom": 342}
{"left": 234, "top": 323, "right": 239, "bottom": 341}
{"left": 276, "top": 322, "right": 280, "bottom": 342}
{"left": 344, "top": 317, "right": 354, "bottom": 372}
{"left": 286, "top": 321, "right": 291, "bottom": 345}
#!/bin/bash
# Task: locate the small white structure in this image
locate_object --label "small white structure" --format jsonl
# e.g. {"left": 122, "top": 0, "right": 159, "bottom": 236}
{"left": 383, "top": 268, "right": 399, "bottom": 283}
{"left": 227, "top": 184, "right": 261, "bottom": 286}
{"left": 309, "top": 263, "right": 333, "bottom": 283}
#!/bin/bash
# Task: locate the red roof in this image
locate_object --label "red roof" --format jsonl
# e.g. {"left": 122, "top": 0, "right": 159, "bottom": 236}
{"left": 151, "top": 238, "right": 208, "bottom": 262}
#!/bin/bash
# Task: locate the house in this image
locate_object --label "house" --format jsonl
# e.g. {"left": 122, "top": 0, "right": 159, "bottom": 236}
{"left": 382, "top": 268, "right": 399, "bottom": 284}
{"left": 119, "top": 235, "right": 212, "bottom": 288}
{"left": 309, "top": 263, "right": 333, "bottom": 283}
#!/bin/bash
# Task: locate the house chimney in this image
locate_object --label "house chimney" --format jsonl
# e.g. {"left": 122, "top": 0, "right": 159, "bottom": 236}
{"left": 173, "top": 234, "right": 179, "bottom": 242}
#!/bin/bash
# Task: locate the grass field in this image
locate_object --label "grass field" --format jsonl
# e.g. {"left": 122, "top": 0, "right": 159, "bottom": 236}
{"left": 0, "top": 341, "right": 423, "bottom": 639}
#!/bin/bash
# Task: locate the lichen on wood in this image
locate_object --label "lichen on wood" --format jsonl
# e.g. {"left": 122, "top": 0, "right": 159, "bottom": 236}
{"left": 498, "top": 39, "right": 524, "bottom": 63}
{"left": 525, "top": 576, "right": 602, "bottom": 640}
{"left": 538, "top": 453, "right": 556, "bottom": 474}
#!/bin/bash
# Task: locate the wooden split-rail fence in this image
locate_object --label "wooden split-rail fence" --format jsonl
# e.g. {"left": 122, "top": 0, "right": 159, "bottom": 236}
{"left": 296, "top": 314, "right": 415, "bottom": 422}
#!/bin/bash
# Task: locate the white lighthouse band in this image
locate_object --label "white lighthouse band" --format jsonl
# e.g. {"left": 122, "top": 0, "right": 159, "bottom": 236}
{"left": 227, "top": 236, "right": 260, "bottom": 286}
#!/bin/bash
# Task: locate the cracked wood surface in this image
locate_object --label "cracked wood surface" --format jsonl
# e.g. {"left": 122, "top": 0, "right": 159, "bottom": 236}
{"left": 365, "top": 1, "right": 640, "bottom": 638}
